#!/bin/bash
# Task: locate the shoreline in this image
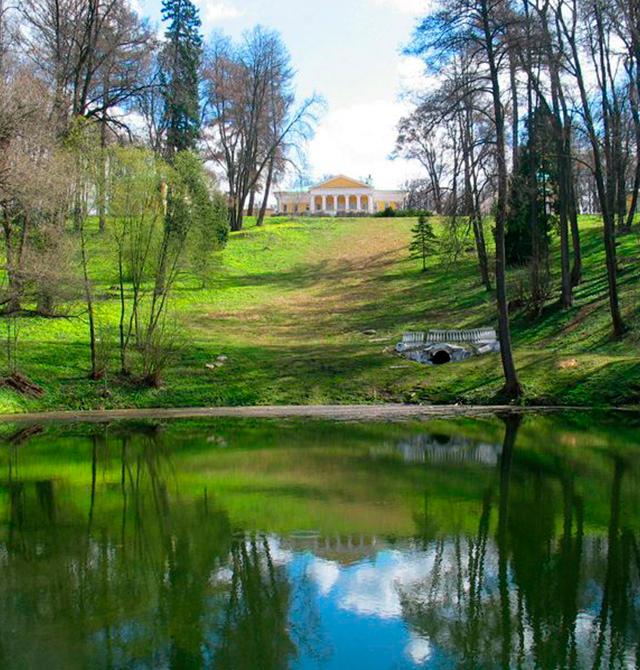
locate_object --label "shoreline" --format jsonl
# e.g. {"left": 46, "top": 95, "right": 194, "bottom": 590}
{"left": 0, "top": 403, "right": 634, "bottom": 425}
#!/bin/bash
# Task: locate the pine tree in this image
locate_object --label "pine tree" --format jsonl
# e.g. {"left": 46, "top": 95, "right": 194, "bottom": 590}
{"left": 505, "top": 107, "right": 555, "bottom": 267}
{"left": 161, "top": 0, "right": 203, "bottom": 157}
{"left": 409, "top": 215, "right": 437, "bottom": 272}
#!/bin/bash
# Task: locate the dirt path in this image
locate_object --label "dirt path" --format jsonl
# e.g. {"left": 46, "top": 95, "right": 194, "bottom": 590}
{"left": 0, "top": 403, "right": 593, "bottom": 425}
{"left": 214, "top": 220, "right": 411, "bottom": 343}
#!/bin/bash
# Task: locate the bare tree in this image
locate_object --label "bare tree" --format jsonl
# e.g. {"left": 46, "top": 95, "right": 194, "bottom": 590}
{"left": 0, "top": 67, "right": 72, "bottom": 314}
{"left": 203, "top": 27, "right": 321, "bottom": 231}
{"left": 555, "top": 0, "right": 627, "bottom": 336}
{"left": 410, "top": 0, "right": 522, "bottom": 397}
{"left": 395, "top": 108, "right": 448, "bottom": 214}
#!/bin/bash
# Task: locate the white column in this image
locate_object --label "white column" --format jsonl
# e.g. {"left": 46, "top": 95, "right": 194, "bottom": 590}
{"left": 322, "top": 195, "right": 326, "bottom": 212}
{"left": 358, "top": 195, "right": 363, "bottom": 212}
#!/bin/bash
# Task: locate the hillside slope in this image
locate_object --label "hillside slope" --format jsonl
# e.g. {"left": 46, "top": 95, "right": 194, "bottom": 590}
{"left": 1, "top": 216, "right": 638, "bottom": 412}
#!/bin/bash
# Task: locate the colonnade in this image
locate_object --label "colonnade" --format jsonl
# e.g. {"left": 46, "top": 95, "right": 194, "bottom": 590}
{"left": 313, "top": 193, "right": 374, "bottom": 214}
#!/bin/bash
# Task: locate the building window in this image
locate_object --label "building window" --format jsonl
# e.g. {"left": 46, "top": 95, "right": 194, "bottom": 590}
{"left": 283, "top": 204, "right": 287, "bottom": 213}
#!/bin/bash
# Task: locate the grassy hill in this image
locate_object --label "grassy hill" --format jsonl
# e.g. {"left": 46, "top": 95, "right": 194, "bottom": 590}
{"left": 1, "top": 215, "right": 639, "bottom": 413}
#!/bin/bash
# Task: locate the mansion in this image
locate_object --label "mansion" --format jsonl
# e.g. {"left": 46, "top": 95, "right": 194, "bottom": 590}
{"left": 274, "top": 175, "right": 407, "bottom": 215}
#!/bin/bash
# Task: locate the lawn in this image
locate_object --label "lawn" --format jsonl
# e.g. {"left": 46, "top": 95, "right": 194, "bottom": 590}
{"left": 1, "top": 214, "right": 639, "bottom": 413}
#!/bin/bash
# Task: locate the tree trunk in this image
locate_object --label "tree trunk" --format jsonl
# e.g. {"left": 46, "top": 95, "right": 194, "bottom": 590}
{"left": 481, "top": 0, "right": 522, "bottom": 399}
{"left": 508, "top": 50, "right": 519, "bottom": 174}
{"left": 561, "top": 4, "right": 626, "bottom": 337}
{"left": 80, "top": 220, "right": 99, "bottom": 380}
{"left": 98, "top": 112, "right": 107, "bottom": 233}
{"left": 2, "top": 216, "right": 28, "bottom": 313}
{"left": 461, "top": 100, "right": 491, "bottom": 291}
{"left": 257, "top": 155, "right": 275, "bottom": 227}
{"left": 569, "top": 179, "right": 582, "bottom": 286}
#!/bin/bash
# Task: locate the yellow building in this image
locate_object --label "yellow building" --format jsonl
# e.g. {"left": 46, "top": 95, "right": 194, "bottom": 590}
{"left": 274, "top": 175, "right": 407, "bottom": 215}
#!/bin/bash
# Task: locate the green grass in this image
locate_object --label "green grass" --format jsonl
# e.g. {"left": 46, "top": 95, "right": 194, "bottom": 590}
{"left": 1, "top": 214, "right": 639, "bottom": 412}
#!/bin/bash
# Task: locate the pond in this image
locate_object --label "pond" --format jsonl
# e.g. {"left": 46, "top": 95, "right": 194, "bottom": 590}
{"left": 0, "top": 412, "right": 639, "bottom": 669}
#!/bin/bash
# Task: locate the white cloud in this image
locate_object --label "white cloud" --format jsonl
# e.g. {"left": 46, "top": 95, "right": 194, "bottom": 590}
{"left": 372, "top": 0, "right": 429, "bottom": 15}
{"left": 195, "top": 0, "right": 245, "bottom": 28}
{"left": 307, "top": 99, "right": 420, "bottom": 189}
{"left": 398, "top": 55, "right": 427, "bottom": 93}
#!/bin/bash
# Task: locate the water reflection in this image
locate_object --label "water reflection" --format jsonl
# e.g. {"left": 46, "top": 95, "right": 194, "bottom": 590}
{"left": 0, "top": 415, "right": 638, "bottom": 669}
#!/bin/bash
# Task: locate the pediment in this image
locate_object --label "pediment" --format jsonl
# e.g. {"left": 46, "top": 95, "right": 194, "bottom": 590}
{"left": 313, "top": 175, "right": 372, "bottom": 190}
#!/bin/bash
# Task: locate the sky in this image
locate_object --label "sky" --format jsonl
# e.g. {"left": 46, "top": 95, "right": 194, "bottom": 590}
{"left": 135, "top": 0, "right": 428, "bottom": 189}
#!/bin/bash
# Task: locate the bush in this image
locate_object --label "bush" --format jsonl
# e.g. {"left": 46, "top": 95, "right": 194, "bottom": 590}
{"left": 375, "top": 207, "right": 396, "bottom": 218}
{"left": 374, "top": 208, "right": 434, "bottom": 218}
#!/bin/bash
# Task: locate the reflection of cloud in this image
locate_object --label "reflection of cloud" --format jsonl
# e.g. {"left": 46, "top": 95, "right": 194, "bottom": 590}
{"left": 265, "top": 535, "right": 294, "bottom": 566}
{"left": 210, "top": 566, "right": 233, "bottom": 585}
{"left": 307, "top": 558, "right": 340, "bottom": 596}
{"left": 307, "top": 551, "right": 440, "bottom": 619}
{"left": 406, "top": 633, "right": 432, "bottom": 664}
{"left": 337, "top": 550, "right": 436, "bottom": 619}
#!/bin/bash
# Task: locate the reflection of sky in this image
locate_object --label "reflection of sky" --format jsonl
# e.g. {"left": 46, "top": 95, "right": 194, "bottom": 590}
{"left": 209, "top": 536, "right": 638, "bottom": 669}
{"left": 287, "top": 549, "right": 441, "bottom": 669}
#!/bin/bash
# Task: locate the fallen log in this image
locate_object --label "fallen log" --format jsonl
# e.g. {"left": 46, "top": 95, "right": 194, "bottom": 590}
{"left": 2, "top": 372, "right": 45, "bottom": 398}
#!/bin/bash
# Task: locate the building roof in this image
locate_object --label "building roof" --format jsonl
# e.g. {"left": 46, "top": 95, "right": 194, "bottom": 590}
{"left": 310, "top": 174, "right": 373, "bottom": 190}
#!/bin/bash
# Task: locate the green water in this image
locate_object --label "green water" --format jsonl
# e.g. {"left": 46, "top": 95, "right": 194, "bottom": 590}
{"left": 0, "top": 413, "right": 639, "bottom": 669}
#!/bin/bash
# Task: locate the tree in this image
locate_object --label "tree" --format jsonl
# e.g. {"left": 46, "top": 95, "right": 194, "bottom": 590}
{"left": 555, "top": 0, "right": 627, "bottom": 336}
{"left": 203, "top": 27, "right": 321, "bottom": 231}
{"left": 410, "top": 0, "right": 523, "bottom": 399}
{"left": 18, "top": 0, "right": 152, "bottom": 134}
{"left": 66, "top": 119, "right": 104, "bottom": 379}
{"left": 398, "top": 52, "right": 494, "bottom": 292}
{"left": 0, "top": 67, "right": 73, "bottom": 315}
{"left": 109, "top": 147, "right": 227, "bottom": 383}
{"left": 505, "top": 108, "right": 554, "bottom": 260}
{"left": 409, "top": 215, "right": 438, "bottom": 272}
{"left": 395, "top": 109, "right": 447, "bottom": 214}
{"left": 109, "top": 146, "right": 166, "bottom": 375}
{"left": 160, "top": 0, "right": 203, "bottom": 157}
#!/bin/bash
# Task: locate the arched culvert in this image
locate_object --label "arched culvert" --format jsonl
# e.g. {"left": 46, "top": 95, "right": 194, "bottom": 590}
{"left": 430, "top": 349, "right": 452, "bottom": 365}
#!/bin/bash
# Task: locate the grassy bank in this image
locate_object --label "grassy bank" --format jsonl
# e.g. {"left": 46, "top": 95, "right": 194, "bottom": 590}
{"left": 1, "top": 215, "right": 639, "bottom": 413}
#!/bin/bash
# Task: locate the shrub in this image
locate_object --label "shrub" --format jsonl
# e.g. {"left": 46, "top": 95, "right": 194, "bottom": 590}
{"left": 375, "top": 208, "right": 434, "bottom": 218}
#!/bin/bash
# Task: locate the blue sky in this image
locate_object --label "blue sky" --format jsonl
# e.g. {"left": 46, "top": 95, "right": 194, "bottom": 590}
{"left": 135, "top": 0, "right": 427, "bottom": 189}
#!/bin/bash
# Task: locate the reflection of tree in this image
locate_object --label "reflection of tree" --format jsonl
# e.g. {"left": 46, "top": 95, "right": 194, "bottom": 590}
{"left": 591, "top": 457, "right": 639, "bottom": 670}
{"left": 497, "top": 414, "right": 521, "bottom": 669}
{"left": 400, "top": 417, "right": 640, "bottom": 669}
{"left": 0, "top": 426, "right": 233, "bottom": 669}
{"left": 214, "top": 534, "right": 296, "bottom": 670}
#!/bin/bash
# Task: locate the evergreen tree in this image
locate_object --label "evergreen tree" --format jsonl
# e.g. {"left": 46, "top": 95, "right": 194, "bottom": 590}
{"left": 161, "top": 0, "right": 203, "bottom": 157}
{"left": 409, "top": 215, "right": 437, "bottom": 272}
{"left": 505, "top": 108, "right": 555, "bottom": 267}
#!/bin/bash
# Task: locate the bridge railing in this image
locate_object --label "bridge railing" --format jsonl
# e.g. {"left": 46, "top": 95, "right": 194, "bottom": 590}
{"left": 401, "top": 328, "right": 498, "bottom": 346}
